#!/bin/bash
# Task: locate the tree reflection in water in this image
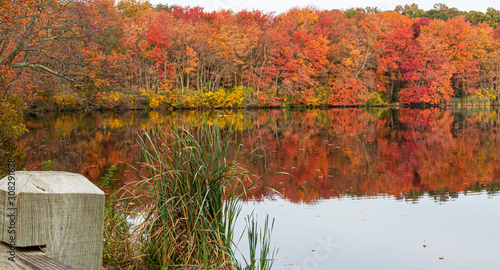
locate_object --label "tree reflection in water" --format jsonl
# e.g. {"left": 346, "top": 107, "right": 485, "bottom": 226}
{"left": 21, "top": 107, "right": 500, "bottom": 203}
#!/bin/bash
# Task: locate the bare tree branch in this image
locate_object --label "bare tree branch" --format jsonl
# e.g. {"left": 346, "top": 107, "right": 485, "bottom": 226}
{"left": 10, "top": 62, "right": 78, "bottom": 84}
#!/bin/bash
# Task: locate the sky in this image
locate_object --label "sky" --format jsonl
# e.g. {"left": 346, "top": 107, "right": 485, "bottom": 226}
{"left": 147, "top": 0, "right": 499, "bottom": 14}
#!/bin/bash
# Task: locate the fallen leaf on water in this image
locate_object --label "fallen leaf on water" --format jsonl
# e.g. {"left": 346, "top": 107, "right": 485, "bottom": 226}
{"left": 312, "top": 249, "right": 316, "bottom": 252}
{"left": 423, "top": 245, "right": 427, "bottom": 248}
{"left": 439, "top": 257, "right": 444, "bottom": 260}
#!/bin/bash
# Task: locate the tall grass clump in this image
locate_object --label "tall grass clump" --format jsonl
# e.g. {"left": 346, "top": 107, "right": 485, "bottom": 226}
{"left": 103, "top": 195, "right": 140, "bottom": 269}
{"left": 234, "top": 214, "right": 278, "bottom": 270}
{"left": 133, "top": 122, "right": 276, "bottom": 269}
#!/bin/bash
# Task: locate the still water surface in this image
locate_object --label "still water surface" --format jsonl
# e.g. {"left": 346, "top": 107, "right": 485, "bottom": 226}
{"left": 19, "top": 108, "right": 500, "bottom": 269}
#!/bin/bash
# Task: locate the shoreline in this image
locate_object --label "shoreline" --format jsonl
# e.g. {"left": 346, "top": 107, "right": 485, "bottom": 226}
{"left": 24, "top": 101, "right": 499, "bottom": 113}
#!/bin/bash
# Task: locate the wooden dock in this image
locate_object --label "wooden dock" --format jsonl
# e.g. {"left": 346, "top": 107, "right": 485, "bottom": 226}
{"left": 0, "top": 242, "right": 74, "bottom": 269}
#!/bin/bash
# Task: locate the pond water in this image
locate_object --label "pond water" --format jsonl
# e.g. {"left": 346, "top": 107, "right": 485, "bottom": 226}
{"left": 16, "top": 108, "right": 500, "bottom": 269}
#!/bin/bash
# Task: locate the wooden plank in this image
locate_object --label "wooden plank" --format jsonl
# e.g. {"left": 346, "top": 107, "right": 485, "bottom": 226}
{"left": 18, "top": 254, "right": 75, "bottom": 270}
{"left": 0, "top": 242, "right": 74, "bottom": 269}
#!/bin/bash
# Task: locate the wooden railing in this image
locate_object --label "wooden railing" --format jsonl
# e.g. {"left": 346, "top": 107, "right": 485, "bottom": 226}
{"left": 0, "top": 171, "right": 104, "bottom": 270}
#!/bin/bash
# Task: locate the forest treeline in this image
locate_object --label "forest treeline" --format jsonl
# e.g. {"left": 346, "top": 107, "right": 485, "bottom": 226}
{"left": 2, "top": 0, "right": 500, "bottom": 116}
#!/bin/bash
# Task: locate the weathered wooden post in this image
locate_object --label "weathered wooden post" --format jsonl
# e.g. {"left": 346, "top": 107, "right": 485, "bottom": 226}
{"left": 0, "top": 171, "right": 104, "bottom": 270}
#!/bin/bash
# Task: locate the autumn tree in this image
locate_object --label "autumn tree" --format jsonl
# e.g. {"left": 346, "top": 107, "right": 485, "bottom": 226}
{"left": 145, "top": 8, "right": 175, "bottom": 90}
{"left": 267, "top": 7, "right": 329, "bottom": 105}
{"left": 326, "top": 11, "right": 384, "bottom": 105}
{"left": 0, "top": 0, "right": 85, "bottom": 142}
{"left": 0, "top": 0, "right": 84, "bottom": 96}
{"left": 397, "top": 18, "right": 455, "bottom": 104}
{"left": 375, "top": 12, "right": 413, "bottom": 102}
{"left": 424, "top": 3, "right": 463, "bottom": 20}
{"left": 394, "top": 4, "right": 425, "bottom": 18}
{"left": 435, "top": 18, "right": 488, "bottom": 98}
{"left": 235, "top": 9, "right": 274, "bottom": 90}
{"left": 477, "top": 25, "right": 500, "bottom": 102}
